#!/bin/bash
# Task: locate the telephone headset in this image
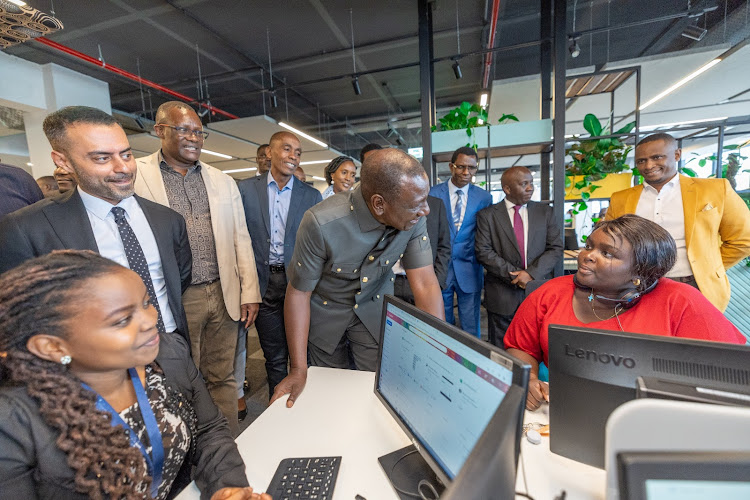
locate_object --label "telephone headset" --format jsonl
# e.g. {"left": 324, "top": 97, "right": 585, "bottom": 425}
{"left": 572, "top": 274, "right": 658, "bottom": 309}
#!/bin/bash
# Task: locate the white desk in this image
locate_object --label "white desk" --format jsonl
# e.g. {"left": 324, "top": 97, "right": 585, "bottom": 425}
{"left": 177, "top": 367, "right": 605, "bottom": 500}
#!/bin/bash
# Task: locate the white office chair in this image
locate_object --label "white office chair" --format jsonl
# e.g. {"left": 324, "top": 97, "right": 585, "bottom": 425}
{"left": 604, "top": 399, "right": 750, "bottom": 500}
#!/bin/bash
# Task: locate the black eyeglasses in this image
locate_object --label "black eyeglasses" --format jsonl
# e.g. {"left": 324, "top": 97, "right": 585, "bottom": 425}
{"left": 451, "top": 163, "right": 478, "bottom": 173}
{"left": 158, "top": 124, "right": 209, "bottom": 139}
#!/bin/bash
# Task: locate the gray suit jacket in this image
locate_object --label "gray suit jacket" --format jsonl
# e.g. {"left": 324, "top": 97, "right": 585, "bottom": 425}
{"left": 475, "top": 201, "right": 563, "bottom": 315}
{"left": 237, "top": 173, "right": 323, "bottom": 298}
{"left": 0, "top": 189, "right": 192, "bottom": 338}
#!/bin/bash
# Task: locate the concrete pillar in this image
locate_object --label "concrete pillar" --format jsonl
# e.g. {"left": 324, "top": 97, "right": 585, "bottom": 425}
{"left": 25, "top": 64, "right": 111, "bottom": 178}
{"left": 0, "top": 50, "right": 111, "bottom": 177}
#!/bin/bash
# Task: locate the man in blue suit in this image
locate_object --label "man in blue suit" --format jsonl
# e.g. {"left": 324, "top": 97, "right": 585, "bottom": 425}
{"left": 238, "top": 131, "right": 322, "bottom": 397}
{"left": 430, "top": 146, "right": 492, "bottom": 337}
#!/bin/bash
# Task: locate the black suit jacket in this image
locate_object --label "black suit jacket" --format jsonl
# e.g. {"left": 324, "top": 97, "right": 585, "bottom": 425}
{"left": 237, "top": 173, "right": 323, "bottom": 297}
{"left": 0, "top": 189, "right": 192, "bottom": 338}
{"left": 475, "top": 201, "right": 563, "bottom": 315}
{"left": 0, "top": 334, "right": 247, "bottom": 500}
{"left": 397, "top": 195, "right": 452, "bottom": 301}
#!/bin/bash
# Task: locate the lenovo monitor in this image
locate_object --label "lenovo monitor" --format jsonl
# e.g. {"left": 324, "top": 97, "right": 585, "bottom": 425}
{"left": 374, "top": 295, "right": 530, "bottom": 499}
{"left": 548, "top": 325, "right": 750, "bottom": 469}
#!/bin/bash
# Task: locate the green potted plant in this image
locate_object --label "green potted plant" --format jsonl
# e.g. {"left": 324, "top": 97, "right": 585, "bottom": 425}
{"left": 565, "top": 113, "right": 636, "bottom": 218}
{"left": 431, "top": 101, "right": 518, "bottom": 150}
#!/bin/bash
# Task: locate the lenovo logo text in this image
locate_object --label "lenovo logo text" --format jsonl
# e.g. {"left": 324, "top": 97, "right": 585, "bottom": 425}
{"left": 564, "top": 344, "right": 636, "bottom": 369}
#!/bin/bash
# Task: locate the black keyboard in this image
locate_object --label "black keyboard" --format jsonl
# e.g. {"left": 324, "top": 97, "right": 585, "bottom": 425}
{"left": 265, "top": 456, "right": 342, "bottom": 500}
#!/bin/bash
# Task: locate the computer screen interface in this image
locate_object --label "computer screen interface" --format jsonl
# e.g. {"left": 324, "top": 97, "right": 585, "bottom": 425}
{"left": 376, "top": 299, "right": 514, "bottom": 480}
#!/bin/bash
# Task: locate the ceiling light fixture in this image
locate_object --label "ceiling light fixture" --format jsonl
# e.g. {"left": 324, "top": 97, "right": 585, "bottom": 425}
{"left": 300, "top": 160, "right": 333, "bottom": 165}
{"left": 640, "top": 58, "right": 721, "bottom": 110}
{"left": 26, "top": 162, "right": 33, "bottom": 166}
{"left": 223, "top": 167, "right": 257, "bottom": 174}
{"left": 201, "top": 149, "right": 233, "bottom": 159}
{"left": 452, "top": 1, "right": 463, "bottom": 80}
{"left": 349, "top": 8, "right": 361, "bottom": 96}
{"left": 681, "top": 24, "right": 707, "bottom": 41}
{"left": 311, "top": 176, "right": 327, "bottom": 181}
{"left": 569, "top": 0, "right": 581, "bottom": 58}
{"left": 452, "top": 60, "right": 463, "bottom": 80}
{"left": 266, "top": 28, "right": 278, "bottom": 109}
{"left": 279, "top": 122, "right": 328, "bottom": 148}
{"left": 569, "top": 38, "right": 581, "bottom": 58}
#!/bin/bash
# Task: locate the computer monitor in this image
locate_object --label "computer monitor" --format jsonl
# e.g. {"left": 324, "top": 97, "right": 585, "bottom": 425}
{"left": 618, "top": 451, "right": 750, "bottom": 500}
{"left": 374, "top": 295, "right": 530, "bottom": 499}
{"left": 548, "top": 325, "right": 750, "bottom": 469}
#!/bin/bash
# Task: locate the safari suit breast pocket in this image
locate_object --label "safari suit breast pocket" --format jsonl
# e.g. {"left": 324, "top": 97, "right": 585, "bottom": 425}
{"left": 329, "top": 262, "right": 361, "bottom": 280}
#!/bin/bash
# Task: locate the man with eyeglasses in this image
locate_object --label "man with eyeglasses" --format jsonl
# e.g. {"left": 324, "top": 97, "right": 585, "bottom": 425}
{"left": 606, "top": 132, "right": 750, "bottom": 312}
{"left": 430, "top": 146, "right": 492, "bottom": 338}
{"left": 135, "top": 101, "right": 261, "bottom": 435}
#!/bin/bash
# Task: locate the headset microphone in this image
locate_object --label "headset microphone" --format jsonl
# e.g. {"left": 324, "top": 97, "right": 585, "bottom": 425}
{"left": 572, "top": 275, "right": 658, "bottom": 309}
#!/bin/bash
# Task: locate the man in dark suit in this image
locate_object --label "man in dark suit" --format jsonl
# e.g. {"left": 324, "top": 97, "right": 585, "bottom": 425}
{"left": 475, "top": 166, "right": 563, "bottom": 347}
{"left": 0, "top": 106, "right": 192, "bottom": 340}
{"left": 0, "top": 161, "right": 44, "bottom": 219}
{"left": 238, "top": 131, "right": 322, "bottom": 397}
{"left": 430, "top": 146, "right": 492, "bottom": 337}
{"left": 393, "top": 195, "right": 452, "bottom": 303}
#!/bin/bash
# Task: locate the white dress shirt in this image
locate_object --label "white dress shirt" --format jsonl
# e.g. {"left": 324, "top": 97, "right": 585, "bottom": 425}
{"left": 78, "top": 188, "right": 177, "bottom": 332}
{"left": 504, "top": 197, "right": 529, "bottom": 267}
{"left": 448, "top": 180, "right": 470, "bottom": 230}
{"left": 635, "top": 174, "right": 692, "bottom": 278}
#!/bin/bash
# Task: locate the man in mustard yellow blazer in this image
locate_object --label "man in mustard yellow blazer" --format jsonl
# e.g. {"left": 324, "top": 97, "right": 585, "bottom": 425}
{"left": 606, "top": 132, "right": 750, "bottom": 312}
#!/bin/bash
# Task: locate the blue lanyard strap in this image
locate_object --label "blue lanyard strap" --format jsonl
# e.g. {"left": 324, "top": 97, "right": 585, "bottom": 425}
{"left": 82, "top": 367, "right": 165, "bottom": 498}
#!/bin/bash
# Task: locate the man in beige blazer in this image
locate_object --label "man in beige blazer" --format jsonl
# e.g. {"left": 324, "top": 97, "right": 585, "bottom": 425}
{"left": 606, "top": 132, "right": 750, "bottom": 312}
{"left": 135, "top": 101, "right": 261, "bottom": 434}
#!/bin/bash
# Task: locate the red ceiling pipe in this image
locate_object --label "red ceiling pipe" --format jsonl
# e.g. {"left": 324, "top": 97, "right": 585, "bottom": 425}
{"left": 481, "top": 0, "right": 501, "bottom": 89}
{"left": 35, "top": 37, "right": 239, "bottom": 120}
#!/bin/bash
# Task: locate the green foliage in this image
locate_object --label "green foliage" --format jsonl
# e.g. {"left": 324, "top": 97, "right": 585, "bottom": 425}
{"left": 565, "top": 114, "right": 635, "bottom": 234}
{"left": 686, "top": 143, "right": 749, "bottom": 190}
{"left": 432, "top": 101, "right": 518, "bottom": 149}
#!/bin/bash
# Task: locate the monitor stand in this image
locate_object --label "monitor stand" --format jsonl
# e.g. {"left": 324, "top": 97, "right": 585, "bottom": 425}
{"left": 378, "top": 445, "right": 446, "bottom": 500}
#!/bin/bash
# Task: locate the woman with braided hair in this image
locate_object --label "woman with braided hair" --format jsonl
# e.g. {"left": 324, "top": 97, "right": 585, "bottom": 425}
{"left": 0, "top": 250, "right": 270, "bottom": 500}
{"left": 321, "top": 156, "right": 356, "bottom": 199}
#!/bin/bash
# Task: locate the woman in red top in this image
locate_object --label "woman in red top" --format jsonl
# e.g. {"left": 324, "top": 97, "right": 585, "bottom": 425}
{"left": 504, "top": 214, "right": 746, "bottom": 410}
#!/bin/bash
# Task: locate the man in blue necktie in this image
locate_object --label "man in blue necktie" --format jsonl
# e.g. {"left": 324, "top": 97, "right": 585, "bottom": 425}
{"left": 429, "top": 146, "right": 492, "bottom": 338}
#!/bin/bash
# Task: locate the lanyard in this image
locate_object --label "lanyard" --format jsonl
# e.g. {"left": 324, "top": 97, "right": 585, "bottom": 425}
{"left": 82, "top": 368, "right": 164, "bottom": 498}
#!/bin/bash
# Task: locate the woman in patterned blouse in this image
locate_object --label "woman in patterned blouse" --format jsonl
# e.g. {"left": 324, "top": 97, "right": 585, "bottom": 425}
{"left": 0, "top": 250, "right": 271, "bottom": 500}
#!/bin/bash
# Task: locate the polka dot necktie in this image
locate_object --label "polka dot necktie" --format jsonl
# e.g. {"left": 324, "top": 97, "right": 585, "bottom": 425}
{"left": 111, "top": 206, "right": 166, "bottom": 334}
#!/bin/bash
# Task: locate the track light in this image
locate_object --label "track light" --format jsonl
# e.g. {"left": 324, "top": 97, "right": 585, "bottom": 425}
{"left": 452, "top": 60, "right": 463, "bottom": 80}
{"left": 352, "top": 76, "right": 362, "bottom": 96}
{"left": 569, "top": 38, "right": 581, "bottom": 58}
{"left": 270, "top": 91, "right": 278, "bottom": 108}
{"left": 682, "top": 24, "right": 707, "bottom": 41}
